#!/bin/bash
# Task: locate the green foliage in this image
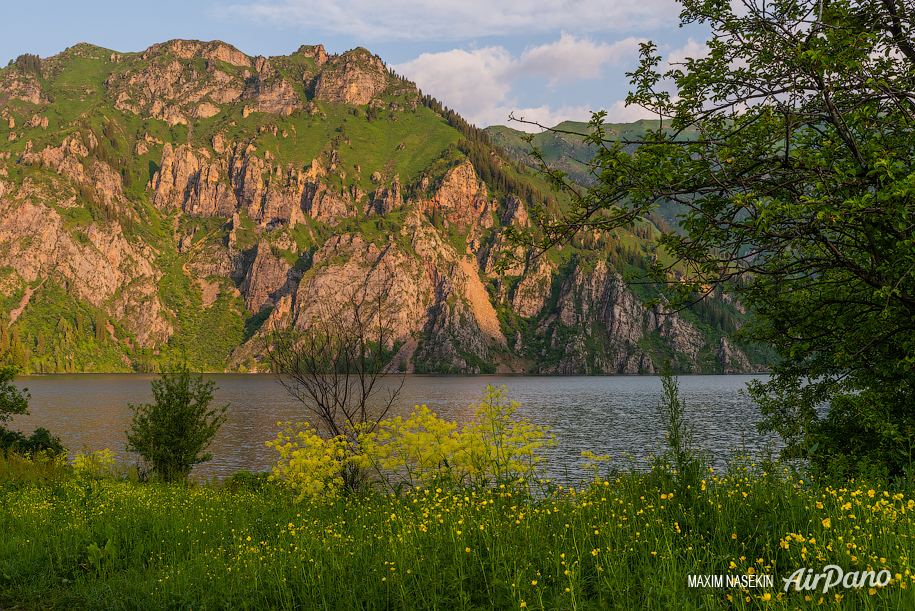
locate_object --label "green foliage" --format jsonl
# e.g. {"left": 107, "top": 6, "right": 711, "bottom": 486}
{"left": 12, "top": 281, "right": 131, "bottom": 373}
{"left": 242, "top": 306, "right": 273, "bottom": 343}
{"left": 0, "top": 367, "right": 65, "bottom": 458}
{"left": 652, "top": 364, "right": 709, "bottom": 492}
{"left": 14, "top": 54, "right": 41, "bottom": 76}
{"left": 0, "top": 449, "right": 69, "bottom": 487}
{"left": 0, "top": 427, "right": 65, "bottom": 458}
{"left": 125, "top": 364, "right": 228, "bottom": 482}
{"left": 0, "top": 365, "right": 29, "bottom": 424}
{"left": 155, "top": 263, "right": 245, "bottom": 371}
{"left": 487, "top": 119, "right": 700, "bottom": 190}
{"left": 222, "top": 470, "right": 274, "bottom": 493}
{"left": 519, "top": 0, "right": 915, "bottom": 476}
{"left": 73, "top": 448, "right": 117, "bottom": 479}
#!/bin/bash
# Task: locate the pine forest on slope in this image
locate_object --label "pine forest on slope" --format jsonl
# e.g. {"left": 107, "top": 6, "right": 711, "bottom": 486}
{"left": 0, "top": 40, "right": 768, "bottom": 375}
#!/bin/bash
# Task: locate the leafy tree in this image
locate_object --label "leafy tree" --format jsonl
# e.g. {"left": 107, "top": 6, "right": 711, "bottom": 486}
{"left": 0, "top": 365, "right": 64, "bottom": 456}
{"left": 0, "top": 365, "right": 29, "bottom": 425}
{"left": 512, "top": 0, "right": 915, "bottom": 476}
{"left": 125, "top": 364, "right": 228, "bottom": 482}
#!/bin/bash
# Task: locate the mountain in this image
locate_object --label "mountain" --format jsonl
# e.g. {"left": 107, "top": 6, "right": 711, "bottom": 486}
{"left": 486, "top": 119, "right": 703, "bottom": 187}
{"left": 0, "top": 40, "right": 767, "bottom": 375}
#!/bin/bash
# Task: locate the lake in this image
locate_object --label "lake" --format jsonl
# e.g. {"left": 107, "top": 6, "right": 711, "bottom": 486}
{"left": 7, "top": 373, "right": 774, "bottom": 482}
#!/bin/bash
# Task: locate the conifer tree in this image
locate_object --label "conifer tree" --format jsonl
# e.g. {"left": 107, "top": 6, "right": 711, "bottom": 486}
{"left": 14, "top": 54, "right": 40, "bottom": 75}
{"left": 95, "top": 311, "right": 107, "bottom": 345}
{"left": 9, "top": 329, "right": 25, "bottom": 369}
{"left": 0, "top": 319, "right": 8, "bottom": 357}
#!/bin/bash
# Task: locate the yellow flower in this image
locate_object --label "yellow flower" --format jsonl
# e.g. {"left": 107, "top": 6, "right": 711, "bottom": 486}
{"left": 822, "top": 518, "right": 831, "bottom": 528}
{"left": 531, "top": 580, "right": 537, "bottom": 585}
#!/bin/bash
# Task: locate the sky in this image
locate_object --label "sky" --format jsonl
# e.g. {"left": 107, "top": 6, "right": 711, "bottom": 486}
{"left": 2, "top": 0, "right": 711, "bottom": 132}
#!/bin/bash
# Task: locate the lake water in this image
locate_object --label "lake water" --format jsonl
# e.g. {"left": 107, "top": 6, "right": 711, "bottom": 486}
{"left": 7, "top": 374, "right": 774, "bottom": 482}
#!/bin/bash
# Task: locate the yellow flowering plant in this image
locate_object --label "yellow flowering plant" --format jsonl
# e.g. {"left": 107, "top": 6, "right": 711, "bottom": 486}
{"left": 268, "top": 386, "right": 555, "bottom": 497}
{"left": 363, "top": 385, "right": 555, "bottom": 491}
{"left": 73, "top": 448, "right": 117, "bottom": 479}
{"left": 265, "top": 422, "right": 373, "bottom": 501}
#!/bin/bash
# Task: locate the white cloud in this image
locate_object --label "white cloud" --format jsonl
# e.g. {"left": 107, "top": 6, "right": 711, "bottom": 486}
{"left": 396, "top": 46, "right": 514, "bottom": 120}
{"left": 603, "top": 99, "right": 658, "bottom": 123}
{"left": 394, "top": 34, "right": 644, "bottom": 128}
{"left": 514, "top": 34, "right": 645, "bottom": 86}
{"left": 218, "top": 0, "right": 680, "bottom": 42}
{"left": 665, "top": 37, "right": 710, "bottom": 69}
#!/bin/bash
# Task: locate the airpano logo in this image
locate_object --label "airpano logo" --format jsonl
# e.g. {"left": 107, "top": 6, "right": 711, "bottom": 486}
{"left": 782, "top": 565, "right": 892, "bottom": 593}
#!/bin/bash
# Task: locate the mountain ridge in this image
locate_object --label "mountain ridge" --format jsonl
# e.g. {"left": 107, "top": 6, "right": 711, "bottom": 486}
{"left": 0, "top": 40, "right": 769, "bottom": 375}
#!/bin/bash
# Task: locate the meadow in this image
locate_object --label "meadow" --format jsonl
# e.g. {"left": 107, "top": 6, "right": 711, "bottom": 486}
{"left": 1, "top": 386, "right": 913, "bottom": 610}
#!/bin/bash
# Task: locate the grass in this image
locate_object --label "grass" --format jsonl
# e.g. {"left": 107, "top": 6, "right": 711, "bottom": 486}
{"left": 1, "top": 450, "right": 913, "bottom": 610}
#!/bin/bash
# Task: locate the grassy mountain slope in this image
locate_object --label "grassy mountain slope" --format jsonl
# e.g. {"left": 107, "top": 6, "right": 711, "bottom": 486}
{"left": 0, "top": 42, "right": 763, "bottom": 374}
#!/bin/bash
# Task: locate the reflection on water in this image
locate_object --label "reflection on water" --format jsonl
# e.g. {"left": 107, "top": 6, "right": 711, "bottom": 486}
{"left": 8, "top": 373, "right": 772, "bottom": 482}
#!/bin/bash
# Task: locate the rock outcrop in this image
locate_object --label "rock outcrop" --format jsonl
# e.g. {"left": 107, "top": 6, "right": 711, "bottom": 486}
{"left": 239, "top": 240, "right": 299, "bottom": 313}
{"left": 313, "top": 48, "right": 392, "bottom": 105}
{"left": 425, "top": 161, "right": 495, "bottom": 228}
{"left": 0, "top": 191, "right": 171, "bottom": 347}
{"left": 245, "top": 56, "right": 302, "bottom": 116}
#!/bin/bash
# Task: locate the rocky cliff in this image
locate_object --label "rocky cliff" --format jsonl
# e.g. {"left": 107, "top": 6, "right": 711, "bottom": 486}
{"left": 0, "top": 40, "right": 763, "bottom": 374}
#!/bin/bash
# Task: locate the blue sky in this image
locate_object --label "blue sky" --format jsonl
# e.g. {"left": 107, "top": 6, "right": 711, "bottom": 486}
{"left": 3, "top": 0, "right": 711, "bottom": 131}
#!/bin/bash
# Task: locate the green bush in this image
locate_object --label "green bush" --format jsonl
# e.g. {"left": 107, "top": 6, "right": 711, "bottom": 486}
{"left": 0, "top": 365, "right": 29, "bottom": 424}
{"left": 125, "top": 364, "right": 228, "bottom": 483}
{"left": 0, "top": 365, "right": 65, "bottom": 457}
{"left": 805, "top": 388, "right": 915, "bottom": 481}
{"left": 0, "top": 427, "right": 65, "bottom": 457}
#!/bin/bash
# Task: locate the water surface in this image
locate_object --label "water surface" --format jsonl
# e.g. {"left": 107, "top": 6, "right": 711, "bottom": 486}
{"left": 8, "top": 374, "right": 773, "bottom": 482}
